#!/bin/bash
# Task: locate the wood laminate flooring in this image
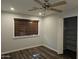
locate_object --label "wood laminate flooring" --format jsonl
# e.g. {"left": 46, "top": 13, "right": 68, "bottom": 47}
{"left": 1, "top": 46, "right": 76, "bottom": 59}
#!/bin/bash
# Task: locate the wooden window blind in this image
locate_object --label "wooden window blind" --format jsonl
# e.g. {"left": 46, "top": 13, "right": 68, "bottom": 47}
{"left": 14, "top": 18, "right": 38, "bottom": 36}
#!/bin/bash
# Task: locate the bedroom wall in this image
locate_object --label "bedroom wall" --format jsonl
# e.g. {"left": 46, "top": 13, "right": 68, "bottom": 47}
{"left": 1, "top": 11, "right": 43, "bottom": 53}
{"left": 1, "top": 11, "right": 64, "bottom": 54}
{"left": 43, "top": 15, "right": 63, "bottom": 54}
{"left": 61, "top": 8, "right": 78, "bottom": 18}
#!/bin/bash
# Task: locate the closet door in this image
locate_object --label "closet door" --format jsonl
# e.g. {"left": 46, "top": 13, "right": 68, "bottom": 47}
{"left": 64, "top": 16, "right": 77, "bottom": 52}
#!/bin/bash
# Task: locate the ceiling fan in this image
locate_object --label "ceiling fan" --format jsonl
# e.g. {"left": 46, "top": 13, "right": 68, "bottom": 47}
{"left": 28, "top": 0, "right": 66, "bottom": 13}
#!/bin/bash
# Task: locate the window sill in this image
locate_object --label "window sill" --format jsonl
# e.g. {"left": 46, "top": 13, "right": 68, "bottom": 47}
{"left": 13, "top": 35, "right": 40, "bottom": 39}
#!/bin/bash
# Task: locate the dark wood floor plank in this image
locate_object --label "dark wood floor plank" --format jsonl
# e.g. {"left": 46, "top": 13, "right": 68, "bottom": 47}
{"left": 15, "top": 52, "right": 21, "bottom": 59}
{"left": 10, "top": 52, "right": 18, "bottom": 59}
{"left": 2, "top": 46, "right": 75, "bottom": 59}
{"left": 17, "top": 51, "right": 25, "bottom": 59}
{"left": 35, "top": 47, "right": 52, "bottom": 59}
{"left": 20, "top": 50, "right": 28, "bottom": 59}
{"left": 36, "top": 47, "right": 55, "bottom": 59}
{"left": 38, "top": 46, "right": 59, "bottom": 59}
{"left": 1, "top": 54, "right": 11, "bottom": 59}
{"left": 30, "top": 48, "right": 46, "bottom": 59}
{"left": 40, "top": 46, "right": 57, "bottom": 55}
{"left": 24, "top": 49, "right": 32, "bottom": 59}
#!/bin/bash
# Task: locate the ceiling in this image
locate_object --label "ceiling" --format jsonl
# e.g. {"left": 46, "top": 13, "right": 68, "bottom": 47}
{"left": 1, "top": 0, "right": 78, "bottom": 16}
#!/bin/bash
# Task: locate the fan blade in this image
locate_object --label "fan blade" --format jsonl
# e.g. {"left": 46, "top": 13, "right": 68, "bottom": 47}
{"left": 28, "top": 7, "right": 42, "bottom": 11}
{"left": 34, "top": 0, "right": 44, "bottom": 6}
{"left": 50, "top": 1, "right": 66, "bottom": 7}
{"left": 48, "top": 8, "right": 62, "bottom": 12}
{"left": 44, "top": 0, "right": 49, "bottom": 2}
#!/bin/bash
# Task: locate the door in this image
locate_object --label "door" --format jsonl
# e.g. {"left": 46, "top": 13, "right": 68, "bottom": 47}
{"left": 64, "top": 16, "right": 77, "bottom": 59}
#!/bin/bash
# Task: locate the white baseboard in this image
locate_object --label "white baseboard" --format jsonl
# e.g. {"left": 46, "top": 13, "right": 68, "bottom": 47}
{"left": 2, "top": 44, "right": 63, "bottom": 54}
{"left": 2, "top": 45, "right": 42, "bottom": 54}
{"left": 43, "top": 45, "right": 58, "bottom": 53}
{"left": 43, "top": 45, "right": 63, "bottom": 54}
{"left": 57, "top": 49, "right": 63, "bottom": 54}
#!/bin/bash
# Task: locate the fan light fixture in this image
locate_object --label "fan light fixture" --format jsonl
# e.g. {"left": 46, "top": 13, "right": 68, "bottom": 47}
{"left": 29, "top": 22, "right": 32, "bottom": 23}
{"left": 10, "top": 7, "right": 15, "bottom": 11}
{"left": 28, "top": 0, "right": 66, "bottom": 14}
{"left": 39, "top": 12, "right": 42, "bottom": 15}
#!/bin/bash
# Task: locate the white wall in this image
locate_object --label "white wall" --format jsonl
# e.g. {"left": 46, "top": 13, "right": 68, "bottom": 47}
{"left": 43, "top": 15, "right": 63, "bottom": 54}
{"left": 1, "top": 12, "right": 43, "bottom": 53}
{"left": 42, "top": 8, "right": 77, "bottom": 54}
{"left": 57, "top": 18, "right": 63, "bottom": 54}
{"left": 1, "top": 11, "right": 64, "bottom": 54}
{"left": 61, "top": 8, "right": 78, "bottom": 18}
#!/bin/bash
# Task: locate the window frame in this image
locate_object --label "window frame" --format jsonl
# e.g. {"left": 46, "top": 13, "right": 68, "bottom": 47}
{"left": 13, "top": 18, "right": 39, "bottom": 38}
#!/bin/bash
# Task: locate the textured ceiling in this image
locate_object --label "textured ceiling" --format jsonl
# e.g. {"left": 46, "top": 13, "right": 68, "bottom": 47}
{"left": 1, "top": 0, "right": 78, "bottom": 16}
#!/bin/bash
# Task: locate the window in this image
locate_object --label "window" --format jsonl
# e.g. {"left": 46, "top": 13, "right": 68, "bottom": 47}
{"left": 14, "top": 18, "right": 38, "bottom": 36}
